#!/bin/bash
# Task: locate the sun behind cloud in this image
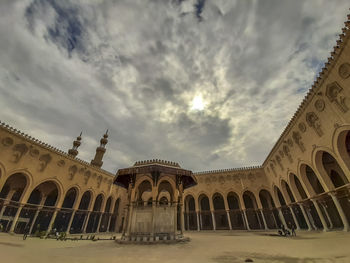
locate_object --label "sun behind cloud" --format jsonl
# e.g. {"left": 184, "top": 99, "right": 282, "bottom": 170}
{"left": 191, "top": 94, "right": 206, "bottom": 111}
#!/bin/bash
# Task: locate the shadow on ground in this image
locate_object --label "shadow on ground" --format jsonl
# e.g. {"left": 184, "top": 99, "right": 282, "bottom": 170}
{"left": 0, "top": 241, "right": 24, "bottom": 248}
{"left": 212, "top": 252, "right": 347, "bottom": 263}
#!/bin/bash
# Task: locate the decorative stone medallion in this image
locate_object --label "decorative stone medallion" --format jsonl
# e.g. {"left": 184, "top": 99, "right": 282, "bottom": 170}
{"left": 2, "top": 137, "right": 13, "bottom": 146}
{"left": 29, "top": 147, "right": 39, "bottom": 157}
{"left": 339, "top": 63, "right": 350, "bottom": 79}
{"left": 315, "top": 99, "right": 325, "bottom": 112}
{"left": 57, "top": 160, "right": 65, "bottom": 167}
{"left": 298, "top": 122, "right": 306, "bottom": 133}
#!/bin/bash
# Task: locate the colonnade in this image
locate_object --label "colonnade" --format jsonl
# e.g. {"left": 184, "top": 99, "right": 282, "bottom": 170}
{"left": 183, "top": 184, "right": 350, "bottom": 232}
{"left": 182, "top": 130, "right": 350, "bottom": 232}
{"left": 0, "top": 175, "right": 122, "bottom": 235}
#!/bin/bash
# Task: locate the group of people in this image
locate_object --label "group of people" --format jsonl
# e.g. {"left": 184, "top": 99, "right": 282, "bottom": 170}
{"left": 278, "top": 222, "right": 296, "bottom": 237}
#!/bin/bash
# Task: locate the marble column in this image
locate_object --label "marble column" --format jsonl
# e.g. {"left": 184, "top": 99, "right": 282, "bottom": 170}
{"left": 289, "top": 206, "right": 300, "bottom": 230}
{"left": 65, "top": 210, "right": 76, "bottom": 234}
{"left": 46, "top": 208, "right": 59, "bottom": 234}
{"left": 312, "top": 199, "right": 328, "bottom": 232}
{"left": 226, "top": 210, "right": 232, "bottom": 230}
{"left": 29, "top": 196, "right": 48, "bottom": 234}
{"left": 260, "top": 209, "right": 268, "bottom": 230}
{"left": 0, "top": 190, "right": 16, "bottom": 221}
{"left": 29, "top": 209, "right": 41, "bottom": 235}
{"left": 299, "top": 204, "right": 312, "bottom": 231}
{"left": 0, "top": 204, "right": 6, "bottom": 221}
{"left": 211, "top": 210, "right": 216, "bottom": 231}
{"left": 9, "top": 204, "right": 24, "bottom": 233}
{"left": 277, "top": 208, "right": 287, "bottom": 228}
{"left": 321, "top": 204, "right": 333, "bottom": 229}
{"left": 271, "top": 209, "right": 279, "bottom": 229}
{"left": 242, "top": 210, "right": 250, "bottom": 230}
{"left": 106, "top": 214, "right": 112, "bottom": 233}
{"left": 82, "top": 211, "right": 91, "bottom": 233}
{"left": 96, "top": 212, "right": 103, "bottom": 233}
{"left": 196, "top": 211, "right": 200, "bottom": 231}
{"left": 329, "top": 192, "right": 349, "bottom": 232}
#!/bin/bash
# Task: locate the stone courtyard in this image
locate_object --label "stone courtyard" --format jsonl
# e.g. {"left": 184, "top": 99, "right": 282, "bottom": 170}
{"left": 1, "top": 3, "right": 350, "bottom": 263}
{"left": 0, "top": 231, "right": 349, "bottom": 263}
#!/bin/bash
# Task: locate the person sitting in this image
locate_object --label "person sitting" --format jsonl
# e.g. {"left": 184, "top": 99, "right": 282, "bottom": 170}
{"left": 278, "top": 224, "right": 290, "bottom": 237}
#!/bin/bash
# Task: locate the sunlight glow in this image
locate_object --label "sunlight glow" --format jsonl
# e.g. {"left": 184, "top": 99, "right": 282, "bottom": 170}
{"left": 191, "top": 95, "right": 206, "bottom": 111}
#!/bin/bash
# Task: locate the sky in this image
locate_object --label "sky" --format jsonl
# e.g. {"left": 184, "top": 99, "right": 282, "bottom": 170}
{"left": 0, "top": 0, "right": 349, "bottom": 173}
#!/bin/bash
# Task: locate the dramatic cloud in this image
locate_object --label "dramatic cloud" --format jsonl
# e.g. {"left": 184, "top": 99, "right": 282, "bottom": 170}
{"left": 0, "top": 0, "right": 348, "bottom": 172}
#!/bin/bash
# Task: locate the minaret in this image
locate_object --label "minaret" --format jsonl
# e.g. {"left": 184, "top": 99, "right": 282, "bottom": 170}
{"left": 91, "top": 130, "right": 108, "bottom": 168}
{"left": 68, "top": 132, "right": 82, "bottom": 157}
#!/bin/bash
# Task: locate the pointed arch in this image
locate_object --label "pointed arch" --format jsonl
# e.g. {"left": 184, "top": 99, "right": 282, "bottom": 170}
{"left": 315, "top": 150, "right": 349, "bottom": 189}
{"left": 99, "top": 196, "right": 113, "bottom": 232}
{"left": 184, "top": 194, "right": 197, "bottom": 230}
{"left": 212, "top": 192, "right": 229, "bottom": 230}
{"left": 333, "top": 126, "right": 350, "bottom": 181}
{"left": 198, "top": 193, "right": 212, "bottom": 230}
{"left": 259, "top": 189, "right": 279, "bottom": 229}
{"left": 289, "top": 173, "right": 308, "bottom": 201}
{"left": 273, "top": 186, "right": 286, "bottom": 207}
{"left": 243, "top": 190, "right": 263, "bottom": 230}
{"left": 227, "top": 191, "right": 241, "bottom": 210}
{"left": 86, "top": 193, "right": 105, "bottom": 233}
{"left": 300, "top": 164, "right": 325, "bottom": 195}
{"left": 108, "top": 198, "right": 121, "bottom": 232}
{"left": 52, "top": 187, "right": 78, "bottom": 232}
{"left": 227, "top": 191, "right": 245, "bottom": 230}
{"left": 281, "top": 180, "right": 296, "bottom": 203}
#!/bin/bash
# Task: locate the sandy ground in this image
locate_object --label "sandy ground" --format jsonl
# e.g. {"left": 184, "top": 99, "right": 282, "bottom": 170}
{"left": 0, "top": 231, "right": 349, "bottom": 263}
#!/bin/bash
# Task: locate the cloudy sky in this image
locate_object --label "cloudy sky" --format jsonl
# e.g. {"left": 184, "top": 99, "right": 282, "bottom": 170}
{"left": 0, "top": 0, "right": 348, "bottom": 173}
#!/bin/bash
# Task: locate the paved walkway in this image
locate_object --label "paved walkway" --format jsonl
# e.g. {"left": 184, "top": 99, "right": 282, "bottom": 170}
{"left": 0, "top": 231, "right": 349, "bottom": 262}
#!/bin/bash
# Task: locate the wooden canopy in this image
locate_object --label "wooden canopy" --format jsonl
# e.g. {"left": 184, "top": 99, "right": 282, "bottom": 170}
{"left": 114, "top": 162, "right": 197, "bottom": 190}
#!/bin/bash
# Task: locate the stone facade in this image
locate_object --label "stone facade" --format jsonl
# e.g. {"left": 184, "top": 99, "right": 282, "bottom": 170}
{"left": 0, "top": 125, "right": 127, "bottom": 235}
{"left": 1, "top": 14, "right": 350, "bottom": 236}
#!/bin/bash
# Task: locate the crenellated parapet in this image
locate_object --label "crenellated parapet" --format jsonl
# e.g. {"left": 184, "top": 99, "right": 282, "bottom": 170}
{"left": 133, "top": 159, "right": 180, "bottom": 168}
{"left": 194, "top": 165, "right": 261, "bottom": 175}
